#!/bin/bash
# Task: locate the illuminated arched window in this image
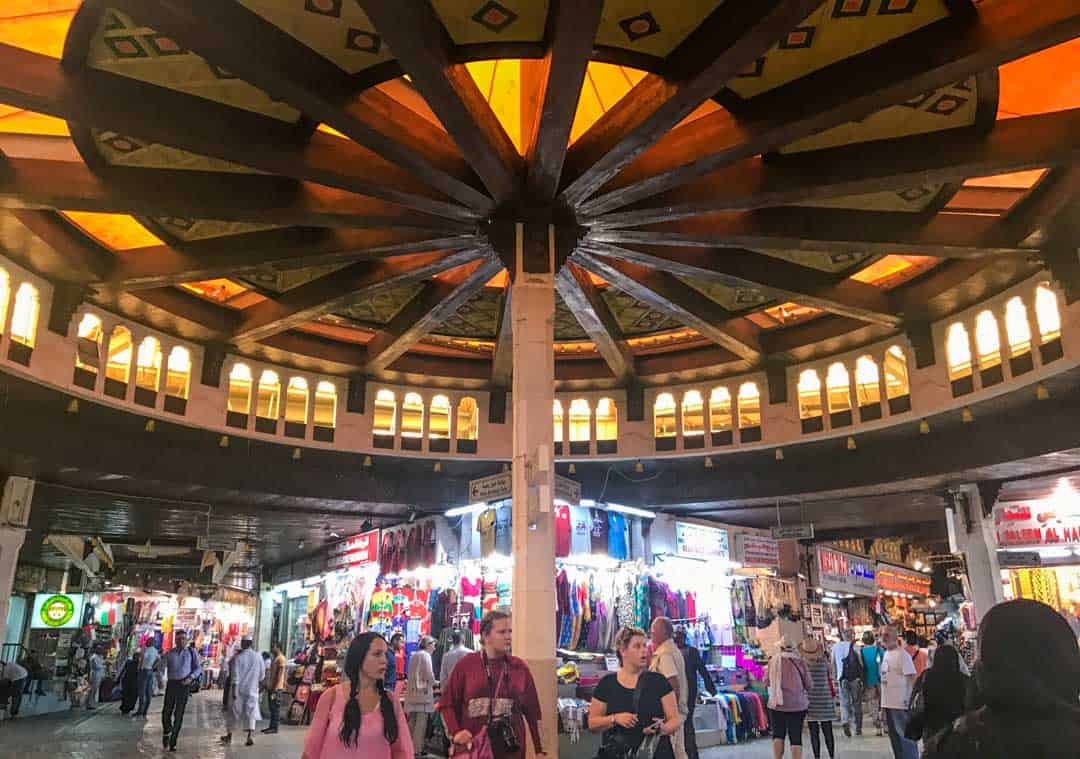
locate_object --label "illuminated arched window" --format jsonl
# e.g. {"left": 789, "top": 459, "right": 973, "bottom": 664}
{"left": 826, "top": 363, "right": 851, "bottom": 414}
{"left": 0, "top": 269, "right": 9, "bottom": 335}
{"left": 737, "top": 382, "right": 761, "bottom": 430}
{"left": 75, "top": 313, "right": 104, "bottom": 374}
{"left": 596, "top": 398, "right": 618, "bottom": 441}
{"left": 974, "top": 310, "right": 1001, "bottom": 369}
{"left": 654, "top": 393, "right": 676, "bottom": 438}
{"left": 569, "top": 399, "right": 591, "bottom": 442}
{"left": 106, "top": 326, "right": 132, "bottom": 386}
{"left": 256, "top": 370, "right": 280, "bottom": 419}
{"left": 285, "top": 376, "right": 308, "bottom": 424}
{"left": 314, "top": 381, "right": 337, "bottom": 428}
{"left": 373, "top": 389, "right": 396, "bottom": 435}
{"left": 135, "top": 337, "right": 162, "bottom": 390}
{"left": 709, "top": 387, "right": 732, "bottom": 434}
{"left": 401, "top": 392, "right": 424, "bottom": 438}
{"left": 852, "top": 357, "right": 878, "bottom": 407}
{"left": 457, "top": 397, "right": 478, "bottom": 441}
{"left": 430, "top": 395, "right": 451, "bottom": 439}
{"left": 884, "top": 346, "right": 909, "bottom": 400}
{"left": 227, "top": 363, "right": 253, "bottom": 414}
{"left": 553, "top": 399, "right": 564, "bottom": 444}
{"left": 798, "top": 370, "right": 823, "bottom": 420}
{"left": 164, "top": 346, "right": 191, "bottom": 399}
{"left": 1004, "top": 296, "right": 1031, "bottom": 357}
{"left": 1035, "top": 283, "right": 1061, "bottom": 342}
{"left": 10, "top": 282, "right": 39, "bottom": 347}
{"left": 946, "top": 323, "right": 972, "bottom": 380}
{"left": 682, "top": 390, "right": 704, "bottom": 437}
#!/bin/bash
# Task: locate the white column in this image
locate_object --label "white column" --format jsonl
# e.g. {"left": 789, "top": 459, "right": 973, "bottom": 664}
{"left": 952, "top": 484, "right": 1005, "bottom": 623}
{"left": 509, "top": 223, "right": 557, "bottom": 759}
{"left": 0, "top": 476, "right": 33, "bottom": 644}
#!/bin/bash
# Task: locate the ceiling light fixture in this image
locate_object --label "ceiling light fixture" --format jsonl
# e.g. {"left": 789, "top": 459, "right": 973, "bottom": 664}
{"left": 606, "top": 503, "right": 657, "bottom": 519}
{"left": 433, "top": 462, "right": 442, "bottom": 473}
{"left": 775, "top": 448, "right": 784, "bottom": 461}
{"left": 362, "top": 455, "right": 372, "bottom": 467}
{"left": 66, "top": 398, "right": 79, "bottom": 414}
{"left": 634, "top": 461, "right": 644, "bottom": 474}
{"left": 445, "top": 502, "right": 488, "bottom": 517}
{"left": 360, "top": 519, "right": 373, "bottom": 532}
{"left": 919, "top": 419, "right": 930, "bottom": 435}
{"left": 568, "top": 463, "right": 576, "bottom": 474}
{"left": 846, "top": 436, "right": 856, "bottom": 451}
{"left": 1036, "top": 383, "right": 1050, "bottom": 400}
{"left": 961, "top": 407, "right": 974, "bottom": 423}
{"left": 292, "top": 447, "right": 302, "bottom": 460}
{"left": 144, "top": 419, "right": 155, "bottom": 433}
{"left": 704, "top": 457, "right": 713, "bottom": 469}
{"left": 219, "top": 435, "right": 229, "bottom": 448}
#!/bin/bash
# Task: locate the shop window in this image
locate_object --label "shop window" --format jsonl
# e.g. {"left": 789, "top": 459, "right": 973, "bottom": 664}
{"left": 1004, "top": 296, "right": 1033, "bottom": 376}
{"left": 0, "top": 268, "right": 8, "bottom": 335}
{"left": 737, "top": 382, "right": 762, "bottom": 442}
{"left": 313, "top": 381, "right": 337, "bottom": 442}
{"left": 105, "top": 326, "right": 133, "bottom": 399}
{"left": 798, "top": 369, "right": 824, "bottom": 433}
{"left": 457, "top": 396, "right": 478, "bottom": 454}
{"left": 974, "top": 310, "right": 1003, "bottom": 387}
{"left": 854, "top": 355, "right": 882, "bottom": 421}
{"left": 826, "top": 362, "right": 852, "bottom": 428}
{"left": 134, "top": 336, "right": 162, "bottom": 407}
{"left": 8, "top": 282, "right": 38, "bottom": 364}
{"left": 226, "top": 363, "right": 252, "bottom": 428}
{"left": 709, "top": 387, "right": 733, "bottom": 446}
{"left": 284, "top": 376, "right": 309, "bottom": 438}
{"left": 401, "top": 392, "right": 424, "bottom": 450}
{"left": 946, "top": 323, "right": 974, "bottom": 396}
{"left": 163, "top": 346, "right": 191, "bottom": 414}
{"left": 73, "top": 313, "right": 103, "bottom": 389}
{"left": 1035, "top": 283, "right": 1063, "bottom": 363}
{"left": 654, "top": 392, "right": 676, "bottom": 451}
{"left": 373, "top": 389, "right": 396, "bottom": 448}
{"left": 596, "top": 397, "right": 618, "bottom": 454}
{"left": 681, "top": 390, "right": 705, "bottom": 449}
{"left": 429, "top": 394, "right": 451, "bottom": 453}
{"left": 569, "top": 398, "right": 591, "bottom": 455}
{"left": 255, "top": 369, "right": 280, "bottom": 434}
{"left": 553, "top": 399, "right": 564, "bottom": 455}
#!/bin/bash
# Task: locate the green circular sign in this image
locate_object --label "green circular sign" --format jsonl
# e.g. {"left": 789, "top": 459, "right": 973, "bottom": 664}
{"left": 39, "top": 594, "right": 76, "bottom": 628}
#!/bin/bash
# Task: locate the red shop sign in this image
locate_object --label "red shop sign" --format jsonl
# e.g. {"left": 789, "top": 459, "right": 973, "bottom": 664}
{"left": 327, "top": 529, "right": 379, "bottom": 568}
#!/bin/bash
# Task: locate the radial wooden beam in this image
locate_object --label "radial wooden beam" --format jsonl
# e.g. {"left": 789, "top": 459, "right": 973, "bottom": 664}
{"left": 582, "top": 0, "right": 1080, "bottom": 215}
{"left": 559, "top": 0, "right": 822, "bottom": 207}
{"left": 588, "top": 108, "right": 1080, "bottom": 226}
{"left": 555, "top": 262, "right": 637, "bottom": 383}
{"left": 994, "top": 166, "right": 1080, "bottom": 248}
{"left": 521, "top": 0, "right": 604, "bottom": 201}
{"left": 0, "top": 44, "right": 477, "bottom": 222}
{"left": 0, "top": 153, "right": 464, "bottom": 230}
{"left": 106, "top": 0, "right": 490, "bottom": 214}
{"left": 573, "top": 249, "right": 762, "bottom": 362}
{"left": 231, "top": 247, "right": 488, "bottom": 344}
{"left": 582, "top": 241, "right": 901, "bottom": 327}
{"left": 358, "top": 0, "right": 522, "bottom": 203}
{"left": 103, "top": 227, "right": 484, "bottom": 290}
{"left": 365, "top": 256, "right": 504, "bottom": 374}
{"left": 490, "top": 289, "right": 513, "bottom": 388}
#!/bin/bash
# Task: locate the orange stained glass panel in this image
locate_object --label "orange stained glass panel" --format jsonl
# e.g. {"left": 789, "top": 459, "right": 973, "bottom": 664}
{"left": 0, "top": 2, "right": 80, "bottom": 59}
{"left": 179, "top": 279, "right": 252, "bottom": 305}
{"left": 850, "top": 255, "right": 938, "bottom": 289}
{"left": 998, "top": 39, "right": 1080, "bottom": 119}
{"left": 0, "top": 105, "right": 70, "bottom": 136}
{"left": 61, "top": 211, "right": 165, "bottom": 250}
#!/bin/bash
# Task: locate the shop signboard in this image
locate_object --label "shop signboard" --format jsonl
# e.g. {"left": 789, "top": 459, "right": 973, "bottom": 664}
{"left": 739, "top": 534, "right": 780, "bottom": 568}
{"left": 675, "top": 521, "right": 729, "bottom": 561}
{"left": 997, "top": 550, "right": 1042, "bottom": 568}
{"left": 469, "top": 472, "right": 512, "bottom": 503}
{"left": 993, "top": 501, "right": 1080, "bottom": 548}
{"left": 326, "top": 529, "right": 379, "bottom": 569}
{"left": 771, "top": 524, "right": 814, "bottom": 540}
{"left": 815, "top": 547, "right": 876, "bottom": 596}
{"left": 30, "top": 592, "right": 84, "bottom": 629}
{"left": 555, "top": 475, "right": 581, "bottom": 506}
{"left": 198, "top": 536, "right": 240, "bottom": 553}
{"left": 876, "top": 562, "right": 932, "bottom": 596}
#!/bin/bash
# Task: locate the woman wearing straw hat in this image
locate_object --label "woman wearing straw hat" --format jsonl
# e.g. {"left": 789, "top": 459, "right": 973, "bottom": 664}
{"left": 799, "top": 638, "right": 836, "bottom": 759}
{"left": 768, "top": 636, "right": 812, "bottom": 759}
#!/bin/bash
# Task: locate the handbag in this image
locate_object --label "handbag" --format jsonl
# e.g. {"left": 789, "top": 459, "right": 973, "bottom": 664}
{"left": 904, "top": 672, "right": 927, "bottom": 741}
{"left": 595, "top": 674, "right": 649, "bottom": 759}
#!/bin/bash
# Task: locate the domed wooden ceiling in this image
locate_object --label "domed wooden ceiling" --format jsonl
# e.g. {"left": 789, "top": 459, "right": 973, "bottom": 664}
{"left": 0, "top": 0, "right": 1077, "bottom": 388}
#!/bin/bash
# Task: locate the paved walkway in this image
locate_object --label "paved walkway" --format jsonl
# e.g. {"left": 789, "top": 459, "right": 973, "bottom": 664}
{"left": 0, "top": 696, "right": 897, "bottom": 758}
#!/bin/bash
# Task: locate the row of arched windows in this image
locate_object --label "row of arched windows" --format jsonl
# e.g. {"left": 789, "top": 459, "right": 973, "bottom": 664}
{"left": 796, "top": 346, "right": 911, "bottom": 433}
{"left": 945, "top": 283, "right": 1062, "bottom": 396}
{"left": 553, "top": 398, "right": 619, "bottom": 454}
{"left": 226, "top": 364, "right": 338, "bottom": 440}
{"left": 0, "top": 269, "right": 40, "bottom": 365}
{"left": 371, "top": 389, "right": 479, "bottom": 453}
{"left": 652, "top": 382, "right": 763, "bottom": 450}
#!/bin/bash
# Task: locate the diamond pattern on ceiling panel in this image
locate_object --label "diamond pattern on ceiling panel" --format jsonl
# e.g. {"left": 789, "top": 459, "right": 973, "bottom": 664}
{"left": 432, "top": 0, "right": 548, "bottom": 45}
{"left": 150, "top": 217, "right": 281, "bottom": 242}
{"left": 92, "top": 129, "right": 259, "bottom": 173}
{"left": 554, "top": 293, "right": 590, "bottom": 341}
{"left": 757, "top": 249, "right": 874, "bottom": 273}
{"left": 333, "top": 282, "right": 425, "bottom": 324}
{"left": 240, "top": 262, "right": 352, "bottom": 293}
{"left": 781, "top": 78, "right": 980, "bottom": 154}
{"left": 435, "top": 286, "right": 501, "bottom": 339}
{"left": 795, "top": 182, "right": 948, "bottom": 213}
{"left": 595, "top": 1, "right": 725, "bottom": 60}
{"left": 600, "top": 290, "right": 683, "bottom": 336}
{"left": 89, "top": 8, "right": 301, "bottom": 122}
{"left": 677, "top": 277, "right": 771, "bottom": 311}
{"left": 238, "top": 0, "right": 392, "bottom": 74}
{"left": 727, "top": 0, "right": 950, "bottom": 99}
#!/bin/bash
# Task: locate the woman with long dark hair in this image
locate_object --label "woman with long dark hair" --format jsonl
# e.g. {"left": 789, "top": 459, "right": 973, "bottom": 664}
{"left": 302, "top": 632, "right": 413, "bottom": 759}
{"left": 118, "top": 651, "right": 141, "bottom": 715}
{"left": 910, "top": 644, "right": 968, "bottom": 741}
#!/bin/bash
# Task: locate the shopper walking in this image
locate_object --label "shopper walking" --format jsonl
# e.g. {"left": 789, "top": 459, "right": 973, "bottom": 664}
{"left": 767, "top": 636, "right": 812, "bottom": 759}
{"left": 860, "top": 631, "right": 884, "bottom": 736}
{"left": 907, "top": 644, "right": 967, "bottom": 742}
{"left": 0, "top": 658, "right": 29, "bottom": 717}
{"left": 799, "top": 638, "right": 836, "bottom": 759}
{"left": 589, "top": 626, "right": 682, "bottom": 759}
{"left": 923, "top": 599, "right": 1080, "bottom": 758}
{"left": 220, "top": 637, "right": 265, "bottom": 747}
{"left": 161, "top": 629, "right": 202, "bottom": 752}
{"left": 390, "top": 634, "right": 407, "bottom": 700}
{"left": 830, "top": 630, "right": 862, "bottom": 737}
{"left": 118, "top": 651, "right": 141, "bottom": 715}
{"left": 439, "top": 632, "right": 472, "bottom": 685}
{"left": 85, "top": 644, "right": 105, "bottom": 710}
{"left": 903, "top": 631, "right": 929, "bottom": 676}
{"left": 302, "top": 632, "right": 413, "bottom": 759}
{"left": 136, "top": 641, "right": 160, "bottom": 716}
{"left": 405, "top": 636, "right": 437, "bottom": 757}
{"left": 650, "top": 617, "right": 688, "bottom": 759}
{"left": 440, "top": 610, "right": 545, "bottom": 759}
{"left": 674, "top": 627, "right": 716, "bottom": 759}
{"left": 262, "top": 640, "right": 287, "bottom": 735}
{"left": 879, "top": 627, "right": 918, "bottom": 759}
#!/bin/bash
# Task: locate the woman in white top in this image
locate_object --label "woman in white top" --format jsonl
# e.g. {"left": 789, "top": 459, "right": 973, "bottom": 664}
{"left": 404, "top": 636, "right": 437, "bottom": 757}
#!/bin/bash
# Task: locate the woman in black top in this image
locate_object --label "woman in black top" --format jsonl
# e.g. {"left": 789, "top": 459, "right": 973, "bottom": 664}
{"left": 912, "top": 644, "right": 968, "bottom": 740}
{"left": 589, "top": 626, "right": 681, "bottom": 759}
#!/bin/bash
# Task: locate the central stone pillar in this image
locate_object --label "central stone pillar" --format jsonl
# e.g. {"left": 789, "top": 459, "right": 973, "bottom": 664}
{"left": 0, "top": 477, "right": 34, "bottom": 644}
{"left": 506, "top": 222, "right": 558, "bottom": 759}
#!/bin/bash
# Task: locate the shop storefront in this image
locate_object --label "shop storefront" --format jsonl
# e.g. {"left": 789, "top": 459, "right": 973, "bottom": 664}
{"left": 810, "top": 546, "right": 879, "bottom": 640}
{"left": 874, "top": 562, "right": 940, "bottom": 640}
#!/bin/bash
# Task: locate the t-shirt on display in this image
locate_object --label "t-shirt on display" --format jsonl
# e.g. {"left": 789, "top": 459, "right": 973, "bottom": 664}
{"left": 569, "top": 505, "right": 591, "bottom": 555}
{"left": 555, "top": 505, "right": 571, "bottom": 557}
{"left": 477, "top": 509, "right": 496, "bottom": 557}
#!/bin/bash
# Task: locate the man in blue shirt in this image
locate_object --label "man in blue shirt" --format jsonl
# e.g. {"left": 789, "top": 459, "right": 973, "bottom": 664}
{"left": 135, "top": 641, "right": 160, "bottom": 717}
{"left": 161, "top": 630, "right": 201, "bottom": 751}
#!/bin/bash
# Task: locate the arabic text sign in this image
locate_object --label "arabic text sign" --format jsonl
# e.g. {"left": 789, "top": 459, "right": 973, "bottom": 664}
{"left": 740, "top": 534, "right": 780, "bottom": 568}
{"left": 469, "top": 472, "right": 512, "bottom": 503}
{"left": 771, "top": 524, "right": 814, "bottom": 540}
{"left": 994, "top": 501, "right": 1080, "bottom": 548}
{"left": 876, "top": 563, "right": 931, "bottom": 596}
{"left": 816, "top": 547, "right": 876, "bottom": 595}
{"left": 326, "top": 529, "right": 379, "bottom": 569}
{"left": 676, "top": 522, "right": 729, "bottom": 560}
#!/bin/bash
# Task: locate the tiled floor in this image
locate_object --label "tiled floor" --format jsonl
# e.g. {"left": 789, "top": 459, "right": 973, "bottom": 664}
{"left": 0, "top": 697, "right": 897, "bottom": 758}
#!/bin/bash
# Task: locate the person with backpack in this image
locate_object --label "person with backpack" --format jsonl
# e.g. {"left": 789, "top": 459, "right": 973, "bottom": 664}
{"left": 831, "top": 630, "right": 863, "bottom": 737}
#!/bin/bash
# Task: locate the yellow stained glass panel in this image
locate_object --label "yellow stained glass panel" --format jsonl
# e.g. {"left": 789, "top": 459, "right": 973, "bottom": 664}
{"left": 0, "top": 2, "right": 80, "bottom": 59}
{"left": 62, "top": 212, "right": 164, "bottom": 250}
{"left": 0, "top": 105, "right": 70, "bottom": 136}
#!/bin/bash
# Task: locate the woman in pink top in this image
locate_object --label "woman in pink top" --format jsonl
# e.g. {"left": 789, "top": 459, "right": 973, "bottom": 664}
{"left": 766, "top": 636, "right": 813, "bottom": 759}
{"left": 302, "top": 632, "right": 414, "bottom": 759}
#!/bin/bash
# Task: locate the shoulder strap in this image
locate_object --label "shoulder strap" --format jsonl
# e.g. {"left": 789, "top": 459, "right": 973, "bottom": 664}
{"left": 632, "top": 672, "right": 648, "bottom": 713}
